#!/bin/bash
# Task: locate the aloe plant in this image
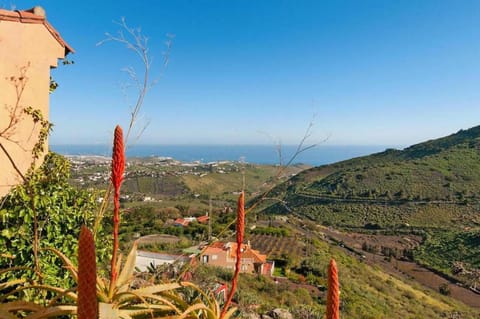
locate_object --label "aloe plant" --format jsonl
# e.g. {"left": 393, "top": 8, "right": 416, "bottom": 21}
{"left": 0, "top": 239, "right": 234, "bottom": 318}
{"left": 0, "top": 125, "right": 238, "bottom": 318}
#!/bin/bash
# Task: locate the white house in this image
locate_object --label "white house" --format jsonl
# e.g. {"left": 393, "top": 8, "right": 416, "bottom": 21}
{"left": 135, "top": 250, "right": 192, "bottom": 272}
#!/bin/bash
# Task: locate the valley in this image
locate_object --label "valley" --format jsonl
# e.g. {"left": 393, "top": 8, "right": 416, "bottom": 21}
{"left": 63, "top": 126, "right": 480, "bottom": 317}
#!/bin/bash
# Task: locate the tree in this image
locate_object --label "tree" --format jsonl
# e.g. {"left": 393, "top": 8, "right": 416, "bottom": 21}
{"left": 0, "top": 153, "right": 109, "bottom": 289}
{"left": 439, "top": 283, "right": 451, "bottom": 296}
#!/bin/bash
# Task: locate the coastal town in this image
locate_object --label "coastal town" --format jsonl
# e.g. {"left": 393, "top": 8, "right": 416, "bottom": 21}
{"left": 1, "top": 2, "right": 479, "bottom": 318}
{"left": 68, "top": 155, "right": 244, "bottom": 185}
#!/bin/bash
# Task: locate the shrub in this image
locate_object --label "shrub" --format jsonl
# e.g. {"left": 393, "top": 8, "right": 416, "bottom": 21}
{"left": 0, "top": 153, "right": 109, "bottom": 290}
{"left": 439, "top": 283, "right": 451, "bottom": 296}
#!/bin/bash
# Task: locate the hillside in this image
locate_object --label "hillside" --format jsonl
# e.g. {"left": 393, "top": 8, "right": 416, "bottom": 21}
{"left": 70, "top": 157, "right": 307, "bottom": 201}
{"left": 262, "top": 126, "right": 480, "bottom": 225}
{"left": 258, "top": 125, "right": 480, "bottom": 284}
{"left": 65, "top": 129, "right": 480, "bottom": 313}
{"left": 193, "top": 236, "right": 480, "bottom": 318}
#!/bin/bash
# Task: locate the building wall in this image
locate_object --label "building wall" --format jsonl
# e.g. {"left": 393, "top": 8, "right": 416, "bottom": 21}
{"left": 201, "top": 249, "right": 257, "bottom": 273}
{"left": 135, "top": 252, "right": 188, "bottom": 272}
{"left": 0, "top": 20, "right": 65, "bottom": 197}
{"left": 201, "top": 249, "right": 233, "bottom": 269}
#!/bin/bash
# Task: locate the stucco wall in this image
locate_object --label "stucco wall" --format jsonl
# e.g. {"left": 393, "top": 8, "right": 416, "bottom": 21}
{"left": 0, "top": 20, "right": 65, "bottom": 197}
{"left": 201, "top": 250, "right": 257, "bottom": 273}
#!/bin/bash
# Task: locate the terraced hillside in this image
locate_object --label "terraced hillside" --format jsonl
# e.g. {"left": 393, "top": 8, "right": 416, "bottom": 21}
{"left": 258, "top": 125, "right": 480, "bottom": 285}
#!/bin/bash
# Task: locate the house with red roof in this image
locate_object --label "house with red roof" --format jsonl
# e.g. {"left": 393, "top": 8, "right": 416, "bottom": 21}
{"left": 0, "top": 6, "right": 73, "bottom": 197}
{"left": 174, "top": 218, "right": 191, "bottom": 227}
{"left": 196, "top": 215, "right": 209, "bottom": 224}
{"left": 200, "top": 241, "right": 274, "bottom": 276}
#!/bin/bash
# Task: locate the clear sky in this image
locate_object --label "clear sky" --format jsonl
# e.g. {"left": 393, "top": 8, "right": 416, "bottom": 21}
{"left": 8, "top": 0, "right": 480, "bottom": 146}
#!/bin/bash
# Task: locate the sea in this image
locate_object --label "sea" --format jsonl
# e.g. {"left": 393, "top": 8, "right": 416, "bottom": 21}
{"left": 50, "top": 144, "right": 400, "bottom": 166}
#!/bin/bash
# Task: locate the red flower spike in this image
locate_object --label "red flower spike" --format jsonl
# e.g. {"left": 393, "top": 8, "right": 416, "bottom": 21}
{"left": 327, "top": 258, "right": 340, "bottom": 319}
{"left": 220, "top": 191, "right": 244, "bottom": 319}
{"left": 236, "top": 191, "right": 245, "bottom": 245}
{"left": 78, "top": 226, "right": 98, "bottom": 319}
{"left": 110, "top": 125, "right": 125, "bottom": 285}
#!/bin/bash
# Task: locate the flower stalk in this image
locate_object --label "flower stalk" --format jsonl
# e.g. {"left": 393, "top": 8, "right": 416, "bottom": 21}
{"left": 78, "top": 225, "right": 98, "bottom": 319}
{"left": 326, "top": 258, "right": 340, "bottom": 319}
{"left": 110, "top": 125, "right": 125, "bottom": 287}
{"left": 220, "top": 191, "right": 244, "bottom": 319}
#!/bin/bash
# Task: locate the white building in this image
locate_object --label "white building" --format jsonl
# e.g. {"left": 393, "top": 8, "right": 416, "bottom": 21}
{"left": 135, "top": 250, "right": 192, "bottom": 272}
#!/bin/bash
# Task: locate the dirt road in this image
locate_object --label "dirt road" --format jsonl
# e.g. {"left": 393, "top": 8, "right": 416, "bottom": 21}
{"left": 319, "top": 227, "right": 480, "bottom": 308}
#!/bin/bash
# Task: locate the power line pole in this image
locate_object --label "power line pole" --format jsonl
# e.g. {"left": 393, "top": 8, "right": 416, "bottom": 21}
{"left": 208, "top": 195, "right": 212, "bottom": 241}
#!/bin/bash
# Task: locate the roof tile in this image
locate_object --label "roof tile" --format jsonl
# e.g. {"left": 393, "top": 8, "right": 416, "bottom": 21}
{"left": 0, "top": 7, "right": 74, "bottom": 54}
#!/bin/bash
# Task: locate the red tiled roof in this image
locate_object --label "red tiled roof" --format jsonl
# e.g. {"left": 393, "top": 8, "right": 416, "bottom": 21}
{"left": 197, "top": 215, "right": 209, "bottom": 223}
{"left": 244, "top": 249, "right": 267, "bottom": 264}
{"left": 202, "top": 245, "right": 224, "bottom": 254}
{"left": 228, "top": 242, "right": 267, "bottom": 263}
{"left": 0, "top": 7, "right": 74, "bottom": 54}
{"left": 209, "top": 241, "right": 225, "bottom": 248}
{"left": 174, "top": 218, "right": 190, "bottom": 227}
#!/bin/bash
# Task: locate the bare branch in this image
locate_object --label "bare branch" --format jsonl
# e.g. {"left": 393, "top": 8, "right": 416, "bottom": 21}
{"left": 283, "top": 113, "right": 330, "bottom": 168}
{"left": 215, "top": 113, "right": 329, "bottom": 239}
{"left": 0, "top": 64, "right": 30, "bottom": 138}
{"left": 94, "top": 18, "right": 173, "bottom": 236}
{"left": 98, "top": 18, "right": 173, "bottom": 144}
{"left": 259, "top": 197, "right": 292, "bottom": 212}
{"left": 0, "top": 143, "right": 26, "bottom": 182}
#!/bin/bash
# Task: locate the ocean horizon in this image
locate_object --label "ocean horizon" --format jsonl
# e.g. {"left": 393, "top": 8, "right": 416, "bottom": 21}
{"left": 50, "top": 144, "right": 401, "bottom": 166}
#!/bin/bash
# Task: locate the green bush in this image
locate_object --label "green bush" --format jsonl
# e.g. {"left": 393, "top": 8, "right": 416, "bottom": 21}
{"left": 0, "top": 153, "right": 109, "bottom": 289}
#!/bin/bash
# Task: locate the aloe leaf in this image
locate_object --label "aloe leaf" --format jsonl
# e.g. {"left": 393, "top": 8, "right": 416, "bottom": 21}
{"left": 177, "top": 303, "right": 212, "bottom": 319}
{"left": 24, "top": 305, "right": 77, "bottom": 319}
{"left": 223, "top": 306, "right": 238, "bottom": 319}
{"left": 118, "top": 292, "right": 181, "bottom": 314}
{"left": 2, "top": 284, "right": 77, "bottom": 302}
{"left": 181, "top": 281, "right": 218, "bottom": 311}
{"left": 130, "top": 282, "right": 181, "bottom": 296}
{"left": 159, "top": 291, "right": 189, "bottom": 309}
{"left": 47, "top": 287, "right": 77, "bottom": 306}
{"left": 0, "top": 279, "right": 26, "bottom": 292}
{"left": 97, "top": 277, "right": 110, "bottom": 301}
{"left": 0, "top": 309, "right": 18, "bottom": 319}
{"left": 99, "top": 302, "right": 120, "bottom": 319}
{"left": 117, "top": 242, "right": 138, "bottom": 292}
{"left": 43, "top": 247, "right": 78, "bottom": 282}
{"left": 0, "top": 301, "right": 43, "bottom": 312}
{"left": 118, "top": 303, "right": 176, "bottom": 317}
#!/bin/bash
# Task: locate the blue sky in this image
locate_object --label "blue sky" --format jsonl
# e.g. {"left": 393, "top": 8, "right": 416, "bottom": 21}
{"left": 8, "top": 0, "right": 480, "bottom": 146}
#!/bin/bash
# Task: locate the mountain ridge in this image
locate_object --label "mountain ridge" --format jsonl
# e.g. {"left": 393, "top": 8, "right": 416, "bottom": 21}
{"left": 253, "top": 124, "right": 480, "bottom": 243}
{"left": 255, "top": 125, "right": 480, "bottom": 290}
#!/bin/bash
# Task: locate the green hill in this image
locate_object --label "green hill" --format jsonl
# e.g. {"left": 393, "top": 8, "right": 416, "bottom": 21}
{"left": 193, "top": 238, "right": 480, "bottom": 318}
{"left": 258, "top": 125, "right": 480, "bottom": 282}
{"left": 263, "top": 125, "right": 480, "bottom": 226}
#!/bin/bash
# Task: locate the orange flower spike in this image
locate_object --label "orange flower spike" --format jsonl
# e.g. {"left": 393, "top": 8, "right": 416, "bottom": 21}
{"left": 110, "top": 125, "right": 125, "bottom": 285}
{"left": 220, "top": 191, "right": 244, "bottom": 319}
{"left": 236, "top": 191, "right": 245, "bottom": 245}
{"left": 111, "top": 125, "right": 125, "bottom": 192}
{"left": 326, "top": 258, "right": 340, "bottom": 319}
{"left": 78, "top": 226, "right": 98, "bottom": 319}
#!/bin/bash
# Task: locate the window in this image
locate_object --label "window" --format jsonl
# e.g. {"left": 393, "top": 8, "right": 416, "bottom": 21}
{"left": 211, "top": 254, "right": 218, "bottom": 260}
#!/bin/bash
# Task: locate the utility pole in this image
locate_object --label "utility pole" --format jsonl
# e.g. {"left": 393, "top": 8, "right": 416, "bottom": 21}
{"left": 208, "top": 195, "right": 212, "bottom": 241}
